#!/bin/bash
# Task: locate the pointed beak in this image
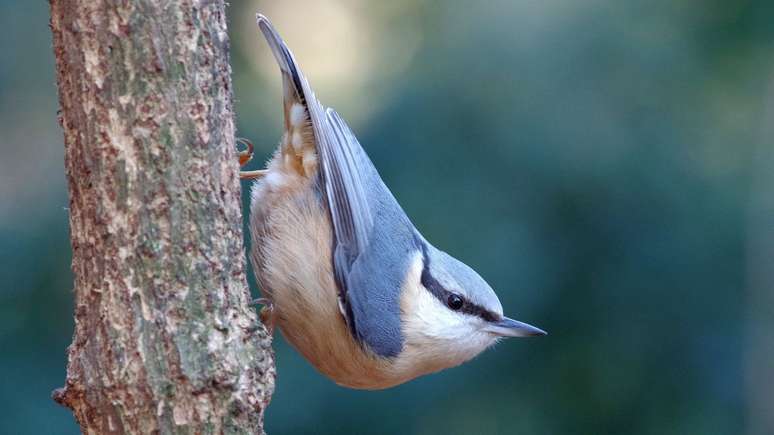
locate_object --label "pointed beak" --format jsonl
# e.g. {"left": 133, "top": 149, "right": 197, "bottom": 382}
{"left": 484, "top": 317, "right": 547, "bottom": 337}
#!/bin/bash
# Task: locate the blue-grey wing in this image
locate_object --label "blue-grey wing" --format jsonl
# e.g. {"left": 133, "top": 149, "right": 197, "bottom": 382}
{"left": 258, "top": 16, "right": 372, "bottom": 263}
{"left": 258, "top": 15, "right": 415, "bottom": 357}
{"left": 321, "top": 110, "right": 375, "bottom": 284}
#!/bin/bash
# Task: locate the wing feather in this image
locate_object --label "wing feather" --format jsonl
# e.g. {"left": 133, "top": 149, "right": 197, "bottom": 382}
{"left": 257, "top": 15, "right": 376, "bottom": 326}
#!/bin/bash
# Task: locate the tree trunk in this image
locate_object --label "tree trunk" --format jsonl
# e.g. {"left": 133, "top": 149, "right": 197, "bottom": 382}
{"left": 49, "top": 1, "right": 274, "bottom": 433}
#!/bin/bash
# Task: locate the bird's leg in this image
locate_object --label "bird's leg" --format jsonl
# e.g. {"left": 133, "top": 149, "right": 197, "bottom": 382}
{"left": 240, "top": 169, "right": 268, "bottom": 180}
{"left": 237, "top": 137, "right": 267, "bottom": 179}
{"left": 252, "top": 297, "right": 276, "bottom": 333}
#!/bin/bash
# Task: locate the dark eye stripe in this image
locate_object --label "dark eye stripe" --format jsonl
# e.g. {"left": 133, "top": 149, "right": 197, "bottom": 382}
{"left": 416, "top": 238, "right": 499, "bottom": 323}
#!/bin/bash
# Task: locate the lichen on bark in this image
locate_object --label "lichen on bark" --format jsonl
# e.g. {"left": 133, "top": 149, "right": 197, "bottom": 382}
{"left": 49, "top": 1, "right": 274, "bottom": 433}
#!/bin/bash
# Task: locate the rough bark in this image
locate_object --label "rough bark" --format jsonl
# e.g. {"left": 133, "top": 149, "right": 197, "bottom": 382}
{"left": 49, "top": 1, "right": 274, "bottom": 433}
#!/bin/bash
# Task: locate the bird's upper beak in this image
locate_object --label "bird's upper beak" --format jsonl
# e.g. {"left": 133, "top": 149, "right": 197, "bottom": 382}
{"left": 484, "top": 317, "right": 547, "bottom": 337}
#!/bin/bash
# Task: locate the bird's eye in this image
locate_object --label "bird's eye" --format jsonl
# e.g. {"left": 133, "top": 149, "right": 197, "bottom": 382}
{"left": 447, "top": 294, "right": 464, "bottom": 310}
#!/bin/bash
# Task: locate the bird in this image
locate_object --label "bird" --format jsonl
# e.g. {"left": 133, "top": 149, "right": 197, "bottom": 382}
{"left": 239, "top": 14, "right": 546, "bottom": 390}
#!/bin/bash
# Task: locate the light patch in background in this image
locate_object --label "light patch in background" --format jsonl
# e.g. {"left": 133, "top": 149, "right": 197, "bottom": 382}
{"left": 238, "top": 0, "right": 422, "bottom": 126}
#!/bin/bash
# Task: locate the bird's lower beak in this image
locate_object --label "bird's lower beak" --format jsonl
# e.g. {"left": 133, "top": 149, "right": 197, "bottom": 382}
{"left": 484, "top": 317, "right": 547, "bottom": 337}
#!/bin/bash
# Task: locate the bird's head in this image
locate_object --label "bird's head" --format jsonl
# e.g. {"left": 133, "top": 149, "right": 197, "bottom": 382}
{"left": 395, "top": 237, "right": 545, "bottom": 376}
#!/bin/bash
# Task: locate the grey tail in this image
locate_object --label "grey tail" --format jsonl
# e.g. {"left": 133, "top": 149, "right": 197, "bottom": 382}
{"left": 256, "top": 14, "right": 309, "bottom": 117}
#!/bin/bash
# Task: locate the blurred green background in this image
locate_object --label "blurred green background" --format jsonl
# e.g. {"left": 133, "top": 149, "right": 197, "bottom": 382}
{"left": 2, "top": 0, "right": 773, "bottom": 433}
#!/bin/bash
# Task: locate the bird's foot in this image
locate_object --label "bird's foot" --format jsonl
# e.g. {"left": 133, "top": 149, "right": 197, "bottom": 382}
{"left": 237, "top": 137, "right": 267, "bottom": 179}
{"left": 251, "top": 297, "right": 275, "bottom": 333}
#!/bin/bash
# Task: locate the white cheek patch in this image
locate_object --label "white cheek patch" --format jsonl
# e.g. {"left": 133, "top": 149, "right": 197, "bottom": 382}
{"left": 399, "top": 254, "right": 497, "bottom": 370}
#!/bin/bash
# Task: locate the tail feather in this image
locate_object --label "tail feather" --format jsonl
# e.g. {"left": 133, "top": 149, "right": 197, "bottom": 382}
{"left": 256, "top": 15, "right": 319, "bottom": 179}
{"left": 257, "top": 15, "right": 307, "bottom": 111}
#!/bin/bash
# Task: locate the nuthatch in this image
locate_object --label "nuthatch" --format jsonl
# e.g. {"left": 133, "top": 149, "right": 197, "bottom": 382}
{"left": 240, "top": 15, "right": 546, "bottom": 390}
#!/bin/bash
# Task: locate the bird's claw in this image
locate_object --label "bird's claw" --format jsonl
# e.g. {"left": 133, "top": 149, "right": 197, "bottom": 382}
{"left": 237, "top": 137, "right": 267, "bottom": 179}
{"left": 252, "top": 297, "right": 275, "bottom": 333}
{"left": 237, "top": 137, "right": 254, "bottom": 166}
